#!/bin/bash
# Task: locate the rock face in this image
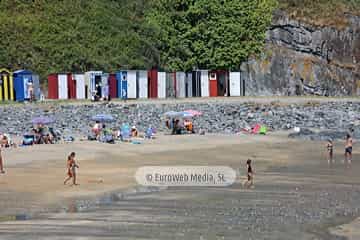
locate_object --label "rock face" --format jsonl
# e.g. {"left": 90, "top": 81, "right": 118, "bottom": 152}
{"left": 241, "top": 11, "right": 360, "bottom": 96}
{"left": 0, "top": 101, "right": 359, "bottom": 140}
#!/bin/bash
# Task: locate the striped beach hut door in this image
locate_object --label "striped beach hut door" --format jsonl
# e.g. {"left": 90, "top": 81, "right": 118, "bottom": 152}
{"left": 127, "top": 70, "right": 137, "bottom": 99}
{"left": 229, "top": 72, "right": 241, "bottom": 97}
{"left": 58, "top": 74, "right": 68, "bottom": 99}
{"left": 157, "top": 72, "right": 166, "bottom": 98}
{"left": 200, "top": 70, "right": 209, "bottom": 97}
{"left": 0, "top": 69, "right": 14, "bottom": 101}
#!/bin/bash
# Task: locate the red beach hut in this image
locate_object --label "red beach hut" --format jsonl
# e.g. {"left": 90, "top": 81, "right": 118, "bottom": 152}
{"left": 148, "top": 69, "right": 158, "bottom": 98}
{"left": 47, "top": 74, "right": 58, "bottom": 99}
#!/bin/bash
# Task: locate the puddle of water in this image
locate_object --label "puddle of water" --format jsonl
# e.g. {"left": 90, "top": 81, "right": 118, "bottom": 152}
{"left": 0, "top": 214, "right": 31, "bottom": 222}
{"left": 64, "top": 185, "right": 167, "bottom": 213}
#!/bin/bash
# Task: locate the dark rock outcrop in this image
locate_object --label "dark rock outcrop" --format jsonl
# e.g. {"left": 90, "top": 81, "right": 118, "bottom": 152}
{"left": 241, "top": 11, "right": 360, "bottom": 96}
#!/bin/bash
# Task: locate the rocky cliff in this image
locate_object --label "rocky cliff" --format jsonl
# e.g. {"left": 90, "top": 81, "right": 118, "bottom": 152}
{"left": 241, "top": 10, "right": 360, "bottom": 96}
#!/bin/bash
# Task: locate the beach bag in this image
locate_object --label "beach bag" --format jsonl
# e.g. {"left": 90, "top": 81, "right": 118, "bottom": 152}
{"left": 259, "top": 126, "right": 267, "bottom": 135}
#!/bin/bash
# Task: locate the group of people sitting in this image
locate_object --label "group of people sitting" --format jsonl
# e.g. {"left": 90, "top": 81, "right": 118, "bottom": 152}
{"left": 23, "top": 124, "right": 59, "bottom": 145}
{"left": 90, "top": 121, "right": 154, "bottom": 143}
{"left": 166, "top": 118, "right": 195, "bottom": 135}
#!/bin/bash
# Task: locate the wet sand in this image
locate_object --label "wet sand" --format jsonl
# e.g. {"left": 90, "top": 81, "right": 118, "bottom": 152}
{"left": 0, "top": 133, "right": 359, "bottom": 239}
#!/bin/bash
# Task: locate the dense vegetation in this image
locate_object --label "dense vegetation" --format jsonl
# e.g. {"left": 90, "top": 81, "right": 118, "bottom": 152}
{"left": 147, "top": 0, "right": 277, "bottom": 71}
{"left": 0, "top": 0, "right": 157, "bottom": 79}
{"left": 279, "top": 0, "right": 360, "bottom": 27}
{"left": 0, "top": 0, "right": 358, "bottom": 81}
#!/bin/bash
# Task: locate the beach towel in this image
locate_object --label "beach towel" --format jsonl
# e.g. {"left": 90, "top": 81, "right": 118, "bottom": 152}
{"left": 251, "top": 124, "right": 261, "bottom": 134}
{"left": 259, "top": 126, "right": 267, "bottom": 135}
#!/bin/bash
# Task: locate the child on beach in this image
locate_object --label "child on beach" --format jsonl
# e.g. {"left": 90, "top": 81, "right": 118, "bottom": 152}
{"left": 344, "top": 133, "right": 353, "bottom": 164}
{"left": 243, "top": 159, "right": 254, "bottom": 189}
{"left": 64, "top": 152, "right": 79, "bottom": 185}
{"left": 327, "top": 139, "right": 334, "bottom": 164}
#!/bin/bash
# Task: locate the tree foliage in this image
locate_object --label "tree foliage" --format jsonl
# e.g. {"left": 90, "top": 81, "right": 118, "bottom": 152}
{"left": 147, "top": 0, "right": 278, "bottom": 71}
{"left": 0, "top": 0, "right": 279, "bottom": 80}
{"left": 0, "top": 0, "right": 158, "bottom": 80}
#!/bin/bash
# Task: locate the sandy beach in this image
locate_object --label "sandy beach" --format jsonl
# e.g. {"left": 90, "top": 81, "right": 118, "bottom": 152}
{"left": 0, "top": 131, "right": 359, "bottom": 239}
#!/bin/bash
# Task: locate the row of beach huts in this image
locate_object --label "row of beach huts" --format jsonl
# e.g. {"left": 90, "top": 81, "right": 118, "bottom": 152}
{"left": 0, "top": 69, "right": 246, "bottom": 101}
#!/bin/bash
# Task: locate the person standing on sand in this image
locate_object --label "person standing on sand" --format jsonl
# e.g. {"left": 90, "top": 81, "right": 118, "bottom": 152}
{"left": 243, "top": 159, "right": 254, "bottom": 189}
{"left": 327, "top": 139, "right": 334, "bottom": 164}
{"left": 64, "top": 152, "right": 79, "bottom": 185}
{"left": 0, "top": 145, "right": 5, "bottom": 174}
{"left": 345, "top": 134, "right": 353, "bottom": 164}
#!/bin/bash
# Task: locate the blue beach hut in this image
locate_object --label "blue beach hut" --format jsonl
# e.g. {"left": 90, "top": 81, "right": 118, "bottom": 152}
{"left": 13, "top": 70, "right": 33, "bottom": 101}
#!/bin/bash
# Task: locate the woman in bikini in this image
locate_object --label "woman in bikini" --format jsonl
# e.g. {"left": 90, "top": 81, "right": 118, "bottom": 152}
{"left": 64, "top": 152, "right": 79, "bottom": 185}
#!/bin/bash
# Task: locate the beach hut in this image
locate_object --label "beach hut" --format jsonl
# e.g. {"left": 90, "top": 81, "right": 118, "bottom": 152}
{"left": 191, "top": 71, "right": 201, "bottom": 97}
{"left": 186, "top": 72, "right": 193, "bottom": 97}
{"left": 229, "top": 72, "right": 241, "bottom": 97}
{"left": 209, "top": 71, "right": 218, "bottom": 97}
{"left": 67, "top": 74, "right": 76, "bottom": 99}
{"left": 58, "top": 74, "right": 68, "bottom": 99}
{"left": 165, "top": 72, "right": 175, "bottom": 98}
{"left": 148, "top": 69, "right": 158, "bottom": 98}
{"left": 84, "top": 71, "right": 103, "bottom": 99}
{"left": 200, "top": 70, "right": 209, "bottom": 97}
{"left": 0, "top": 69, "right": 14, "bottom": 101}
{"left": 101, "top": 73, "right": 109, "bottom": 99}
{"left": 176, "top": 72, "right": 186, "bottom": 98}
{"left": 13, "top": 70, "right": 40, "bottom": 101}
{"left": 47, "top": 74, "right": 58, "bottom": 99}
{"left": 13, "top": 70, "right": 32, "bottom": 101}
{"left": 158, "top": 72, "right": 166, "bottom": 98}
{"left": 32, "top": 74, "right": 41, "bottom": 100}
{"left": 209, "top": 70, "right": 228, "bottom": 97}
{"left": 137, "top": 70, "right": 148, "bottom": 99}
{"left": 116, "top": 71, "right": 127, "bottom": 99}
{"left": 127, "top": 70, "right": 137, "bottom": 99}
{"left": 74, "top": 74, "right": 85, "bottom": 99}
{"left": 108, "top": 74, "right": 117, "bottom": 99}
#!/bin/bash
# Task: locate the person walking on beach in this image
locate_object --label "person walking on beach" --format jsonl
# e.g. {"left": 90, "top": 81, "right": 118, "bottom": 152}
{"left": 0, "top": 146, "right": 5, "bottom": 174}
{"left": 327, "top": 139, "right": 334, "bottom": 164}
{"left": 243, "top": 159, "right": 254, "bottom": 189}
{"left": 64, "top": 152, "right": 79, "bottom": 185}
{"left": 344, "top": 134, "right": 353, "bottom": 164}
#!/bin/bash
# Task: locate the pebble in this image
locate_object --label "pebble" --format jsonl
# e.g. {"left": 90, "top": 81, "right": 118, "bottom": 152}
{"left": 0, "top": 102, "right": 359, "bottom": 139}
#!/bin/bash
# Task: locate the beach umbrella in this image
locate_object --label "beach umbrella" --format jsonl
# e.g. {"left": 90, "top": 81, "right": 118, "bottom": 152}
{"left": 179, "top": 111, "right": 194, "bottom": 118}
{"left": 32, "top": 116, "right": 54, "bottom": 125}
{"left": 164, "top": 111, "right": 182, "bottom": 118}
{"left": 184, "top": 109, "right": 203, "bottom": 117}
{"left": 91, "top": 114, "right": 114, "bottom": 123}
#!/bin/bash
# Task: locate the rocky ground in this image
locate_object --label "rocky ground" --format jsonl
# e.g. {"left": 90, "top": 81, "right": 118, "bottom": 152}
{"left": 0, "top": 98, "right": 359, "bottom": 140}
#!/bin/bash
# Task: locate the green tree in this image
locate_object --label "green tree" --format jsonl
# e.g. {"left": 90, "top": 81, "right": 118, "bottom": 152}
{"left": 147, "top": 0, "right": 278, "bottom": 71}
{"left": 0, "top": 0, "right": 159, "bottom": 81}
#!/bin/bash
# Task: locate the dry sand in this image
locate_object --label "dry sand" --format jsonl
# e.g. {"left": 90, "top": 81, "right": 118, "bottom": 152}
{"left": 0, "top": 132, "right": 359, "bottom": 239}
